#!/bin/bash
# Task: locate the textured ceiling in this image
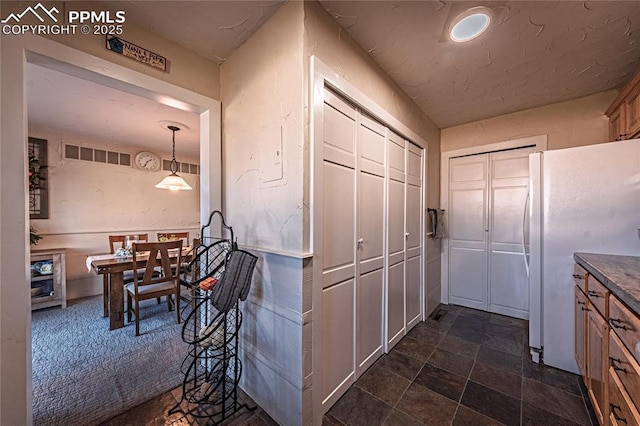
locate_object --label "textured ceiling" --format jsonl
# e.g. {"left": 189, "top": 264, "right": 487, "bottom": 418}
{"left": 103, "top": 1, "right": 286, "bottom": 64}
{"left": 320, "top": 1, "right": 640, "bottom": 128}
{"left": 26, "top": 1, "right": 640, "bottom": 148}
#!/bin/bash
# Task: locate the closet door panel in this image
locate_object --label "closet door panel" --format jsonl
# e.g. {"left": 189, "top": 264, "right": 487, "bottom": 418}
{"left": 407, "top": 143, "right": 422, "bottom": 187}
{"left": 388, "top": 179, "right": 405, "bottom": 265}
{"left": 448, "top": 154, "right": 489, "bottom": 310}
{"left": 356, "top": 114, "right": 385, "bottom": 374}
{"left": 388, "top": 133, "right": 406, "bottom": 183}
{"left": 387, "top": 260, "right": 405, "bottom": 345}
{"left": 323, "top": 91, "right": 356, "bottom": 169}
{"left": 359, "top": 172, "right": 384, "bottom": 274}
{"left": 406, "top": 255, "right": 421, "bottom": 324}
{"left": 322, "top": 279, "right": 355, "bottom": 406}
{"left": 357, "top": 268, "right": 384, "bottom": 374}
{"left": 359, "top": 116, "right": 386, "bottom": 177}
{"left": 406, "top": 183, "right": 421, "bottom": 253}
{"left": 405, "top": 143, "right": 422, "bottom": 328}
{"left": 322, "top": 162, "right": 355, "bottom": 288}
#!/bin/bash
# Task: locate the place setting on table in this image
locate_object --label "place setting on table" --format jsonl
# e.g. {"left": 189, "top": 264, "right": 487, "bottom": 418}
{"left": 86, "top": 234, "right": 193, "bottom": 331}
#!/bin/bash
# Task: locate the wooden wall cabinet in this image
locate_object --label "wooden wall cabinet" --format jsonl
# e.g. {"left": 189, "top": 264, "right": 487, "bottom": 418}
{"left": 606, "top": 68, "right": 640, "bottom": 141}
{"left": 30, "top": 248, "right": 66, "bottom": 310}
{"left": 575, "top": 264, "right": 640, "bottom": 425}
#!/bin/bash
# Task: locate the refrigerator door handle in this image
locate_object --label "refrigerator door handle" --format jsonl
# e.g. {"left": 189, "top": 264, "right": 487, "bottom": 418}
{"left": 522, "top": 192, "right": 530, "bottom": 277}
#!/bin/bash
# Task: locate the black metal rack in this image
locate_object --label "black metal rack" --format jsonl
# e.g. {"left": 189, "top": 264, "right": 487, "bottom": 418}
{"left": 169, "top": 211, "right": 257, "bottom": 423}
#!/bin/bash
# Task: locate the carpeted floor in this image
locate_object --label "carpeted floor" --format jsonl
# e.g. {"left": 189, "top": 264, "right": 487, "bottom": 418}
{"left": 31, "top": 295, "right": 189, "bottom": 426}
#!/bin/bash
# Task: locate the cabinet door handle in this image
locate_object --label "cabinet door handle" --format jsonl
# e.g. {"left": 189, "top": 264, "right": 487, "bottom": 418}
{"left": 610, "top": 318, "right": 628, "bottom": 330}
{"left": 577, "top": 301, "right": 586, "bottom": 306}
{"left": 573, "top": 274, "right": 585, "bottom": 279}
{"left": 610, "top": 404, "right": 628, "bottom": 424}
{"left": 581, "top": 307, "right": 591, "bottom": 311}
{"left": 610, "top": 357, "right": 628, "bottom": 374}
{"left": 587, "top": 290, "right": 601, "bottom": 298}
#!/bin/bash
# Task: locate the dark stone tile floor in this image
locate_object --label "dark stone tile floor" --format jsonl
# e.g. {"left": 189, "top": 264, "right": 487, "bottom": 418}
{"left": 100, "top": 304, "right": 596, "bottom": 426}
{"left": 325, "top": 304, "right": 598, "bottom": 426}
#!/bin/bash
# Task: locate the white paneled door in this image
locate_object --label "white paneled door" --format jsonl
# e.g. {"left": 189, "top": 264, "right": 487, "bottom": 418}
{"left": 386, "top": 132, "right": 406, "bottom": 348}
{"left": 405, "top": 144, "right": 423, "bottom": 329}
{"left": 356, "top": 115, "right": 385, "bottom": 376}
{"left": 319, "top": 87, "right": 425, "bottom": 414}
{"left": 448, "top": 147, "right": 534, "bottom": 319}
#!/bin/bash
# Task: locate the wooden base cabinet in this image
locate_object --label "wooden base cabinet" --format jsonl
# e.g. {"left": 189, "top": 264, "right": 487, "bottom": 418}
{"left": 575, "top": 260, "right": 640, "bottom": 425}
{"left": 30, "top": 248, "right": 66, "bottom": 310}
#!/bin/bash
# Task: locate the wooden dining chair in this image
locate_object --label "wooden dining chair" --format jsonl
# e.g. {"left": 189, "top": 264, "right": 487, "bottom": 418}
{"left": 101, "top": 234, "right": 150, "bottom": 317}
{"left": 157, "top": 232, "right": 189, "bottom": 246}
{"left": 126, "top": 240, "right": 183, "bottom": 336}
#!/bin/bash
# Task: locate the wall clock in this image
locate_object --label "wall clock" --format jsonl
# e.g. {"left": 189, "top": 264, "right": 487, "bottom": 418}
{"left": 134, "top": 151, "right": 161, "bottom": 171}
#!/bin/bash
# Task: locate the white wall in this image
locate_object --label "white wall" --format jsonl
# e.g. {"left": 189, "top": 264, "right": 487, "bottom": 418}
{"left": 29, "top": 130, "right": 200, "bottom": 299}
{"left": 220, "top": 2, "right": 307, "bottom": 424}
{"left": 441, "top": 91, "right": 617, "bottom": 152}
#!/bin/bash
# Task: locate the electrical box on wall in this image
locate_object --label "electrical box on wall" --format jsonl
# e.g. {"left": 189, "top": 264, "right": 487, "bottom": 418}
{"left": 260, "top": 124, "right": 284, "bottom": 186}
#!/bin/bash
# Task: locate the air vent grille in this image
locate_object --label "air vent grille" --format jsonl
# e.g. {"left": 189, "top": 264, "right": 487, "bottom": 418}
{"left": 162, "top": 159, "right": 199, "bottom": 175}
{"left": 64, "top": 144, "right": 131, "bottom": 167}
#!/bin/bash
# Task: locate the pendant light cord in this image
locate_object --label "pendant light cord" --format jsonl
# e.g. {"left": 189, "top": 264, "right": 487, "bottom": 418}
{"left": 168, "top": 125, "right": 180, "bottom": 174}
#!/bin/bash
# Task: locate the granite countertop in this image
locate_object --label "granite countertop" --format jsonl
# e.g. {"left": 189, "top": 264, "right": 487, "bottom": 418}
{"left": 574, "top": 252, "right": 640, "bottom": 315}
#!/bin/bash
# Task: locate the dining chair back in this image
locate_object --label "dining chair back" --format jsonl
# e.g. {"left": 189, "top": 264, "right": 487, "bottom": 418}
{"left": 126, "top": 240, "right": 183, "bottom": 336}
{"left": 101, "top": 234, "right": 149, "bottom": 317}
{"left": 157, "top": 232, "right": 189, "bottom": 246}
{"left": 108, "top": 234, "right": 149, "bottom": 253}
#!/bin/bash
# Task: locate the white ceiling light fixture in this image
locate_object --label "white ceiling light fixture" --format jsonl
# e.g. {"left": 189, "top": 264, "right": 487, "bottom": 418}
{"left": 449, "top": 7, "right": 492, "bottom": 43}
{"left": 156, "top": 122, "right": 192, "bottom": 191}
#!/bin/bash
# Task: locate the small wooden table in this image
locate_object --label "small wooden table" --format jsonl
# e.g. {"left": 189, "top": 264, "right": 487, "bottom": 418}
{"left": 88, "top": 248, "right": 191, "bottom": 330}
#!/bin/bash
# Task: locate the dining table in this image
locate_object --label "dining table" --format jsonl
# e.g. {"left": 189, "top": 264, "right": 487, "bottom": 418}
{"left": 87, "top": 247, "right": 192, "bottom": 330}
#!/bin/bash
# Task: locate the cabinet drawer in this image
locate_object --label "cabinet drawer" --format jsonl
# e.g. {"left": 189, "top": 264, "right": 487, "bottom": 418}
{"left": 587, "top": 275, "right": 609, "bottom": 317}
{"left": 573, "top": 264, "right": 588, "bottom": 293}
{"left": 610, "top": 332, "right": 640, "bottom": 408}
{"left": 609, "top": 368, "right": 640, "bottom": 426}
{"left": 610, "top": 296, "right": 640, "bottom": 364}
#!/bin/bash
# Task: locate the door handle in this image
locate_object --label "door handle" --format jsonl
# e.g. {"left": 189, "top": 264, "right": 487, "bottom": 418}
{"left": 610, "top": 318, "right": 628, "bottom": 330}
{"left": 610, "top": 404, "right": 628, "bottom": 424}
{"left": 610, "top": 357, "right": 628, "bottom": 374}
{"left": 572, "top": 274, "right": 585, "bottom": 280}
{"left": 357, "top": 238, "right": 364, "bottom": 245}
{"left": 521, "top": 193, "right": 530, "bottom": 277}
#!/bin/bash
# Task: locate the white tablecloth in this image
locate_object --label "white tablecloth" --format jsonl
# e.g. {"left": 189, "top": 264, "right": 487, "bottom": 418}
{"left": 86, "top": 247, "right": 188, "bottom": 272}
{"left": 86, "top": 254, "right": 128, "bottom": 272}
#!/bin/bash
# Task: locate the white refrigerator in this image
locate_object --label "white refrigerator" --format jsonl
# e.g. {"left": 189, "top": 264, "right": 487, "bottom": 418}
{"left": 528, "top": 139, "right": 640, "bottom": 374}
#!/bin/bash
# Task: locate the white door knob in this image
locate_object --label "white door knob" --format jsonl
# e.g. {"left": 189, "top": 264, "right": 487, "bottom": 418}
{"left": 357, "top": 238, "right": 364, "bottom": 245}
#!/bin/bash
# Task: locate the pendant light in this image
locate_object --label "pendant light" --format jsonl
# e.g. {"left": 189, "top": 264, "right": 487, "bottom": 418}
{"left": 155, "top": 125, "right": 192, "bottom": 191}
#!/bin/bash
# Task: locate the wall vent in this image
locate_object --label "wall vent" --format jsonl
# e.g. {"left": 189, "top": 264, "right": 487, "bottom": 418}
{"left": 162, "top": 159, "right": 199, "bottom": 175}
{"left": 64, "top": 144, "right": 131, "bottom": 167}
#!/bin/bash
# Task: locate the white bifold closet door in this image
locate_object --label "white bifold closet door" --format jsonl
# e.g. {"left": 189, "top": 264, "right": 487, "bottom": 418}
{"left": 386, "top": 134, "right": 423, "bottom": 349}
{"left": 320, "top": 90, "right": 384, "bottom": 410}
{"left": 448, "top": 147, "right": 534, "bottom": 319}
{"left": 386, "top": 132, "right": 406, "bottom": 348}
